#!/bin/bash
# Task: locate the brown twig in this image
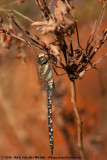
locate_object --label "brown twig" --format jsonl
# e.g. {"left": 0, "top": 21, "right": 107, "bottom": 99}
{"left": 0, "top": 7, "right": 34, "bottom": 23}
{"left": 0, "top": 7, "right": 45, "bottom": 48}
{"left": 71, "top": 81, "right": 87, "bottom": 160}
{"left": 7, "top": 32, "right": 44, "bottom": 50}
{"left": 86, "top": 52, "right": 107, "bottom": 71}
{"left": 86, "top": 0, "right": 107, "bottom": 51}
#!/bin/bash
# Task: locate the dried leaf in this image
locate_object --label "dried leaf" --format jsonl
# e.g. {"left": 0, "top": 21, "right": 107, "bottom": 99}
{"left": 50, "top": 44, "right": 61, "bottom": 62}
{"left": 31, "top": 19, "right": 58, "bottom": 35}
{"left": 54, "top": 0, "right": 75, "bottom": 31}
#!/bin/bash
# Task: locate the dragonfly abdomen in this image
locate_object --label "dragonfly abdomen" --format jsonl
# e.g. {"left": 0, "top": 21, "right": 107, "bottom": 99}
{"left": 48, "top": 90, "right": 54, "bottom": 155}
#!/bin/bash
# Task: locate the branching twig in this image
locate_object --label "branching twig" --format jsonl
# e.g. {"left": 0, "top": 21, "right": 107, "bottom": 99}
{"left": 0, "top": 7, "right": 34, "bottom": 23}
{"left": 3, "top": 31, "right": 45, "bottom": 50}
{"left": 86, "top": 0, "right": 107, "bottom": 51}
{"left": 86, "top": 52, "right": 107, "bottom": 71}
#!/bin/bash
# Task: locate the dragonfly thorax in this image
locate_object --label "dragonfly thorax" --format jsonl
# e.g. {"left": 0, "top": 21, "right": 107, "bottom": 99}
{"left": 38, "top": 53, "right": 49, "bottom": 65}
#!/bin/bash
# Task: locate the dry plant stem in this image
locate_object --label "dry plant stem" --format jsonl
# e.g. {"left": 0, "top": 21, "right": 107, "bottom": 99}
{"left": 86, "top": 52, "right": 107, "bottom": 71}
{"left": 10, "top": 33, "right": 44, "bottom": 50}
{"left": 71, "top": 81, "right": 87, "bottom": 160}
{"left": 0, "top": 7, "right": 34, "bottom": 23}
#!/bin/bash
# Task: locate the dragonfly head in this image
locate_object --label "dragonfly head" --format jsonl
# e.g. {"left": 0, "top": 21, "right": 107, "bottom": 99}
{"left": 37, "top": 53, "right": 49, "bottom": 65}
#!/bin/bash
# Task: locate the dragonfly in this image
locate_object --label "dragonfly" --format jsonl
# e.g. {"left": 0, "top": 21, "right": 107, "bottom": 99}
{"left": 0, "top": 13, "right": 65, "bottom": 155}
{"left": 37, "top": 53, "right": 54, "bottom": 155}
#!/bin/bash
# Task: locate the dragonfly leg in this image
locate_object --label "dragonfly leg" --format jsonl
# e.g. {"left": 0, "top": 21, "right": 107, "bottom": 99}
{"left": 53, "top": 67, "right": 67, "bottom": 76}
{"left": 55, "top": 65, "right": 64, "bottom": 69}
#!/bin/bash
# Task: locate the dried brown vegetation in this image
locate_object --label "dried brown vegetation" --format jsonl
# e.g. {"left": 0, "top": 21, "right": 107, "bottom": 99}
{"left": 0, "top": 0, "right": 107, "bottom": 160}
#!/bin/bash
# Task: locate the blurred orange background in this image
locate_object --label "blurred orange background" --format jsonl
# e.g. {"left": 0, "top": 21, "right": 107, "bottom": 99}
{"left": 0, "top": 0, "right": 107, "bottom": 160}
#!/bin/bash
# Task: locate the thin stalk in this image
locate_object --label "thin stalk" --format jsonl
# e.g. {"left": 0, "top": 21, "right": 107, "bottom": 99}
{"left": 70, "top": 81, "right": 87, "bottom": 160}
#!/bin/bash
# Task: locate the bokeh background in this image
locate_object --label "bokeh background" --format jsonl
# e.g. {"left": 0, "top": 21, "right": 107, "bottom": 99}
{"left": 0, "top": 0, "right": 107, "bottom": 160}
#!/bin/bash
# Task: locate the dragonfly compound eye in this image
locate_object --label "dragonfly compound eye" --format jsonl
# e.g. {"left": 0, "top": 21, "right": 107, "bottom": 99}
{"left": 37, "top": 53, "right": 49, "bottom": 65}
